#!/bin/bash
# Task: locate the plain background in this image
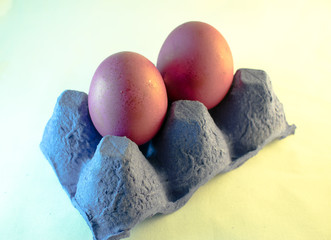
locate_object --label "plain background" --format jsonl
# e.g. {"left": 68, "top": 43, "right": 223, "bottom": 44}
{"left": 1, "top": 0, "right": 330, "bottom": 239}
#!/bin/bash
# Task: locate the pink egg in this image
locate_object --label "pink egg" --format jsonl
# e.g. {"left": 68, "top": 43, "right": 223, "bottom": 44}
{"left": 88, "top": 51, "right": 168, "bottom": 145}
{"left": 157, "top": 21, "right": 234, "bottom": 109}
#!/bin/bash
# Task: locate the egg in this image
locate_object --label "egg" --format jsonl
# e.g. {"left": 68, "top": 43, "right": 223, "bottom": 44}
{"left": 88, "top": 51, "right": 168, "bottom": 145}
{"left": 157, "top": 21, "right": 234, "bottom": 109}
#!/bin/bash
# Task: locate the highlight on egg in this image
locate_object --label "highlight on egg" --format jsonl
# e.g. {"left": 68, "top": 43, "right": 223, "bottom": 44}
{"left": 157, "top": 21, "right": 234, "bottom": 109}
{"left": 88, "top": 51, "right": 168, "bottom": 145}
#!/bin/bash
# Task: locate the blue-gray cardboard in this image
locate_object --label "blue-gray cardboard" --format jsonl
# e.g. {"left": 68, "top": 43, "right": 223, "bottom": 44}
{"left": 40, "top": 69, "right": 296, "bottom": 240}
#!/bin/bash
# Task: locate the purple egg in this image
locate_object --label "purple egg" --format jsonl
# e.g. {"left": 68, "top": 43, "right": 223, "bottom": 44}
{"left": 157, "top": 21, "right": 234, "bottom": 109}
{"left": 88, "top": 51, "right": 168, "bottom": 145}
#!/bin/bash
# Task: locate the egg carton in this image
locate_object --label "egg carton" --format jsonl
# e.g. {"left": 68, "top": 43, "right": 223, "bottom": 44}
{"left": 40, "top": 68, "right": 296, "bottom": 240}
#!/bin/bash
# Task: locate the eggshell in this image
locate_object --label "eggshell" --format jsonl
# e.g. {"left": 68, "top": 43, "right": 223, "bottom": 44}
{"left": 88, "top": 51, "right": 168, "bottom": 145}
{"left": 157, "top": 21, "right": 234, "bottom": 109}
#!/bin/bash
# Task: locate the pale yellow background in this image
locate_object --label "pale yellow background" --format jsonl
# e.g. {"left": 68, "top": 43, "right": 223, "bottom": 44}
{"left": 0, "top": 0, "right": 330, "bottom": 239}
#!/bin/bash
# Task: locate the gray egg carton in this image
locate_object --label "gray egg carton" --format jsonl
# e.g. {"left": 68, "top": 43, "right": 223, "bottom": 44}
{"left": 40, "top": 68, "right": 296, "bottom": 240}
